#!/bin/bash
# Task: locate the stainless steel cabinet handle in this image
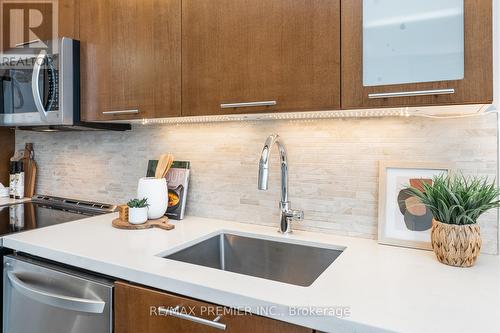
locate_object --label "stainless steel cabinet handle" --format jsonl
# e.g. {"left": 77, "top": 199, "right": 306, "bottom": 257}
{"left": 7, "top": 271, "right": 106, "bottom": 314}
{"left": 102, "top": 109, "right": 140, "bottom": 115}
{"left": 32, "top": 50, "right": 49, "bottom": 121}
{"left": 16, "top": 39, "right": 41, "bottom": 47}
{"left": 368, "top": 89, "right": 455, "bottom": 99}
{"left": 221, "top": 101, "right": 277, "bottom": 109}
{"left": 158, "top": 306, "right": 227, "bottom": 330}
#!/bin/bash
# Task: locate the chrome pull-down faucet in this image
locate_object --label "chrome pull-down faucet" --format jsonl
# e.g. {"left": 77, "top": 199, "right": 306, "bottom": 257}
{"left": 258, "top": 134, "right": 304, "bottom": 234}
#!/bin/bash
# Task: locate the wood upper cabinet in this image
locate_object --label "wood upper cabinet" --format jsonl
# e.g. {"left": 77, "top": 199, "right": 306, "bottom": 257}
{"left": 79, "top": 0, "right": 181, "bottom": 121}
{"left": 115, "top": 281, "right": 312, "bottom": 333}
{"left": 58, "top": 0, "right": 79, "bottom": 40}
{"left": 341, "top": 0, "right": 493, "bottom": 109}
{"left": 181, "top": 0, "right": 341, "bottom": 116}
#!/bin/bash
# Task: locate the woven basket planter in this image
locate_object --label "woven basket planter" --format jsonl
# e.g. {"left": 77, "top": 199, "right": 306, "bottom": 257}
{"left": 431, "top": 219, "right": 481, "bottom": 268}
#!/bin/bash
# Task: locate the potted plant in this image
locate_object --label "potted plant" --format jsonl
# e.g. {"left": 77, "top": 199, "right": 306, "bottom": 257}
{"left": 404, "top": 174, "right": 500, "bottom": 267}
{"left": 127, "top": 198, "right": 149, "bottom": 225}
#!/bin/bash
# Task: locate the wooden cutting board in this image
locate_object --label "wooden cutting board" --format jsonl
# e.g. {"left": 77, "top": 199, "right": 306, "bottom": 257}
{"left": 23, "top": 143, "right": 37, "bottom": 198}
{"left": 24, "top": 159, "right": 37, "bottom": 198}
{"left": 112, "top": 216, "right": 175, "bottom": 231}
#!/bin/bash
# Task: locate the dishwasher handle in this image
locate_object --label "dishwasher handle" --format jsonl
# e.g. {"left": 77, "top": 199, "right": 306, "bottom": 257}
{"left": 7, "top": 271, "right": 106, "bottom": 314}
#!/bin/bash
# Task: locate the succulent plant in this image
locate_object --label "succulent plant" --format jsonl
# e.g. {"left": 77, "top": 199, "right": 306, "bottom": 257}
{"left": 127, "top": 198, "right": 149, "bottom": 209}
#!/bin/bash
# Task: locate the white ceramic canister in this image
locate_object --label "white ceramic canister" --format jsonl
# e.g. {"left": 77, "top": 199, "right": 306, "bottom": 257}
{"left": 137, "top": 177, "right": 168, "bottom": 219}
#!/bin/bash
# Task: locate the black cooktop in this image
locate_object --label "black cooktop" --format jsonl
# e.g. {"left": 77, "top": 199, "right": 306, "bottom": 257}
{"left": 0, "top": 195, "right": 116, "bottom": 237}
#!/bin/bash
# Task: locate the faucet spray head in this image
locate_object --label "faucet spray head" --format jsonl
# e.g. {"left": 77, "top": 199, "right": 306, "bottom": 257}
{"left": 258, "top": 166, "right": 269, "bottom": 190}
{"left": 258, "top": 136, "right": 277, "bottom": 191}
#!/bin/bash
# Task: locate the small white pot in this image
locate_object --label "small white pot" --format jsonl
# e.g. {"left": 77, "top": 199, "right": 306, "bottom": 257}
{"left": 128, "top": 207, "right": 148, "bottom": 225}
{"left": 137, "top": 177, "right": 168, "bottom": 219}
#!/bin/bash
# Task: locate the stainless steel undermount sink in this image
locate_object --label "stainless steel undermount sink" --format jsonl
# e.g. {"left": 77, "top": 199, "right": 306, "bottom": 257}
{"left": 162, "top": 233, "right": 345, "bottom": 287}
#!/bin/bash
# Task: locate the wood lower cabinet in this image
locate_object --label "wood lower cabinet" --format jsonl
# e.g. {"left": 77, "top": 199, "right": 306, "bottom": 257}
{"left": 181, "top": 0, "right": 341, "bottom": 116}
{"left": 79, "top": 0, "right": 181, "bottom": 121}
{"left": 115, "top": 281, "right": 312, "bottom": 333}
{"left": 341, "top": 0, "right": 493, "bottom": 109}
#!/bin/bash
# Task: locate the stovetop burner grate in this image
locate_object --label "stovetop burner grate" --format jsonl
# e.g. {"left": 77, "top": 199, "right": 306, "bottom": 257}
{"left": 30, "top": 195, "right": 117, "bottom": 215}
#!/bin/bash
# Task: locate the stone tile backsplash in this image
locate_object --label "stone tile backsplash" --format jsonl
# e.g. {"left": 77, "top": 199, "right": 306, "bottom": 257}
{"left": 15, "top": 114, "right": 499, "bottom": 254}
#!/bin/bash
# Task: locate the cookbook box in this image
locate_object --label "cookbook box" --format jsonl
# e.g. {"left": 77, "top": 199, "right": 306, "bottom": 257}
{"left": 147, "top": 160, "right": 190, "bottom": 220}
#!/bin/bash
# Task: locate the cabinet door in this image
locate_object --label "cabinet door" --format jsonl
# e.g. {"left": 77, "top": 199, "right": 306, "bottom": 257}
{"left": 58, "top": 0, "right": 78, "bottom": 40}
{"left": 115, "top": 281, "right": 312, "bottom": 333}
{"left": 182, "top": 0, "right": 340, "bottom": 116}
{"left": 79, "top": 0, "right": 181, "bottom": 121}
{"left": 342, "top": 0, "right": 492, "bottom": 109}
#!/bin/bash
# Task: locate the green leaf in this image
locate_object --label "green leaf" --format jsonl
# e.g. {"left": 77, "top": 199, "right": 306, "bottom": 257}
{"left": 127, "top": 198, "right": 149, "bottom": 208}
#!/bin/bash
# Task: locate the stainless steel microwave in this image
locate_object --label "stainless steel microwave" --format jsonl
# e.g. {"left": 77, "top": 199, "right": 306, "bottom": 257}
{"left": 0, "top": 37, "right": 129, "bottom": 131}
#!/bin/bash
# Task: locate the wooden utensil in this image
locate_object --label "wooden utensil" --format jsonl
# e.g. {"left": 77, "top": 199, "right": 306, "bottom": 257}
{"left": 155, "top": 153, "right": 175, "bottom": 179}
{"left": 112, "top": 216, "right": 175, "bottom": 231}
{"left": 155, "top": 154, "right": 168, "bottom": 178}
{"left": 162, "top": 154, "right": 174, "bottom": 178}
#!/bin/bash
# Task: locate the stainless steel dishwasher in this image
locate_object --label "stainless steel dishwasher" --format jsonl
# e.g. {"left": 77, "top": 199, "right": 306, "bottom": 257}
{"left": 3, "top": 255, "right": 113, "bottom": 333}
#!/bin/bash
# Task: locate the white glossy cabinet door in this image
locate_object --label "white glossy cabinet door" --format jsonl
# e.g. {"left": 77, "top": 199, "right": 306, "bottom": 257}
{"left": 341, "top": 0, "right": 492, "bottom": 109}
{"left": 363, "top": 0, "right": 464, "bottom": 87}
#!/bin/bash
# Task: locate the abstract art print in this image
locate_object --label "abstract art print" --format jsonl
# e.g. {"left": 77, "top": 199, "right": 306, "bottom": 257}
{"left": 378, "top": 161, "right": 452, "bottom": 250}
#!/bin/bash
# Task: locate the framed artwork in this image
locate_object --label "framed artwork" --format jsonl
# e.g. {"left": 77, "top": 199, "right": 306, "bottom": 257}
{"left": 378, "top": 161, "right": 452, "bottom": 250}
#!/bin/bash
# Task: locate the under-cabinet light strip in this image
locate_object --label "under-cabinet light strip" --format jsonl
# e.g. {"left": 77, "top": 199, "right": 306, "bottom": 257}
{"left": 133, "top": 107, "right": 496, "bottom": 126}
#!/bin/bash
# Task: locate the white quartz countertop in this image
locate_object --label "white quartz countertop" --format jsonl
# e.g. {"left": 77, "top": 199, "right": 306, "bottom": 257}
{"left": 2, "top": 214, "right": 500, "bottom": 333}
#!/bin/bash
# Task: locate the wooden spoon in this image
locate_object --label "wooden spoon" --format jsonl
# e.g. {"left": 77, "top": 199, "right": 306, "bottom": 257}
{"left": 162, "top": 154, "right": 175, "bottom": 178}
{"left": 155, "top": 154, "right": 169, "bottom": 178}
{"left": 155, "top": 154, "right": 175, "bottom": 179}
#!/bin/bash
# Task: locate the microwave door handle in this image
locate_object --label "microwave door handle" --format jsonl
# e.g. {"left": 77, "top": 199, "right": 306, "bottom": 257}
{"left": 7, "top": 271, "right": 106, "bottom": 314}
{"left": 31, "top": 50, "right": 48, "bottom": 121}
